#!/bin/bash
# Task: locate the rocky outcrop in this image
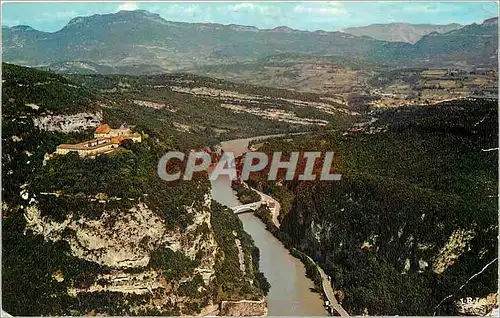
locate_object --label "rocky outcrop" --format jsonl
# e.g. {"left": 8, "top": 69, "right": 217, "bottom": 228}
{"left": 22, "top": 191, "right": 222, "bottom": 315}
{"left": 233, "top": 230, "right": 246, "bottom": 275}
{"left": 171, "top": 86, "right": 358, "bottom": 117}
{"left": 221, "top": 103, "right": 329, "bottom": 126}
{"left": 33, "top": 112, "right": 102, "bottom": 133}
{"left": 220, "top": 299, "right": 268, "bottom": 316}
{"left": 455, "top": 293, "right": 498, "bottom": 316}
{"left": 180, "top": 194, "right": 219, "bottom": 285}
{"left": 432, "top": 229, "right": 475, "bottom": 274}
{"left": 67, "top": 270, "right": 163, "bottom": 295}
{"left": 24, "top": 202, "right": 168, "bottom": 268}
{"left": 133, "top": 100, "right": 176, "bottom": 111}
{"left": 24, "top": 192, "right": 218, "bottom": 273}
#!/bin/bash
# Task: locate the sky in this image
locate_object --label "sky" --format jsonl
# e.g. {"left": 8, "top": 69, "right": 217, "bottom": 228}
{"left": 2, "top": 1, "right": 498, "bottom": 32}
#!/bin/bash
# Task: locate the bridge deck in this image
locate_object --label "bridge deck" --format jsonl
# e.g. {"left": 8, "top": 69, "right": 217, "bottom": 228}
{"left": 232, "top": 201, "right": 263, "bottom": 214}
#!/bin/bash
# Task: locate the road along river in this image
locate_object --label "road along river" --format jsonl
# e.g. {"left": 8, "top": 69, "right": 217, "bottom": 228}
{"left": 238, "top": 213, "right": 327, "bottom": 316}
{"left": 211, "top": 147, "right": 327, "bottom": 316}
{"left": 210, "top": 123, "right": 380, "bottom": 315}
{"left": 211, "top": 175, "right": 326, "bottom": 316}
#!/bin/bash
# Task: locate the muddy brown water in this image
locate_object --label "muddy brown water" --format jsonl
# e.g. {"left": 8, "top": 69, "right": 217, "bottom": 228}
{"left": 211, "top": 175, "right": 326, "bottom": 316}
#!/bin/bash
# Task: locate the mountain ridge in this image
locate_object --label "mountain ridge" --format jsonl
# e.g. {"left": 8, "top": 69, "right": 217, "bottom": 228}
{"left": 2, "top": 10, "right": 497, "bottom": 70}
{"left": 4, "top": 10, "right": 495, "bottom": 36}
{"left": 341, "top": 22, "right": 464, "bottom": 43}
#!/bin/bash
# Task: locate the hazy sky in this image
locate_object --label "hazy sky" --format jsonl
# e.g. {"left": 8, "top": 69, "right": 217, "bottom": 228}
{"left": 2, "top": 1, "right": 498, "bottom": 32}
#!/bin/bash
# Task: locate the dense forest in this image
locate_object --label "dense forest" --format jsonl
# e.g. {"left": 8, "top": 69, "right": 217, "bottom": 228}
{"left": 247, "top": 99, "right": 498, "bottom": 315}
{"left": 2, "top": 63, "right": 273, "bottom": 315}
{"left": 210, "top": 202, "right": 270, "bottom": 300}
{"left": 2, "top": 61, "right": 497, "bottom": 316}
{"left": 68, "top": 71, "right": 356, "bottom": 150}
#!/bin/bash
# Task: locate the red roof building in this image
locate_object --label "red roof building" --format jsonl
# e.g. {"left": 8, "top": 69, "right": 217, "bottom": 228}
{"left": 95, "top": 124, "right": 110, "bottom": 134}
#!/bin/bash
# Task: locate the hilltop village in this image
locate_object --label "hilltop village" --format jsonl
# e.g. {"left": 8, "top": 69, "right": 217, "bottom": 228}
{"left": 54, "top": 123, "right": 142, "bottom": 157}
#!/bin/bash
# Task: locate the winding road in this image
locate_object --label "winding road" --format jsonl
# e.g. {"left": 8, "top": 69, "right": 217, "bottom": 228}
{"left": 317, "top": 264, "right": 350, "bottom": 316}
{"left": 296, "top": 251, "right": 349, "bottom": 316}
{"left": 218, "top": 119, "right": 381, "bottom": 316}
{"left": 251, "top": 187, "right": 281, "bottom": 228}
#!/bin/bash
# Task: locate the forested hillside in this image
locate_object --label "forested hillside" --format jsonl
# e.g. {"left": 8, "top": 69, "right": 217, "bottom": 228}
{"left": 247, "top": 99, "right": 498, "bottom": 315}
{"left": 2, "top": 63, "right": 278, "bottom": 315}
{"left": 2, "top": 3, "right": 498, "bottom": 316}
{"left": 3, "top": 10, "right": 497, "bottom": 71}
{"left": 68, "top": 71, "right": 358, "bottom": 148}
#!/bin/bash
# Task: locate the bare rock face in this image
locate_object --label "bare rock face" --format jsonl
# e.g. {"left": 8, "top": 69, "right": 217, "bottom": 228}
{"left": 24, "top": 202, "right": 168, "bottom": 268}
{"left": 133, "top": 99, "right": 176, "bottom": 112}
{"left": 220, "top": 299, "right": 268, "bottom": 316}
{"left": 455, "top": 293, "right": 498, "bottom": 316}
{"left": 432, "top": 229, "right": 475, "bottom": 275}
{"left": 23, "top": 193, "right": 218, "bottom": 272}
{"left": 22, "top": 192, "right": 222, "bottom": 315}
{"left": 179, "top": 194, "right": 219, "bottom": 285}
{"left": 68, "top": 270, "right": 164, "bottom": 296}
{"left": 221, "top": 103, "right": 329, "bottom": 126}
{"left": 33, "top": 112, "right": 102, "bottom": 133}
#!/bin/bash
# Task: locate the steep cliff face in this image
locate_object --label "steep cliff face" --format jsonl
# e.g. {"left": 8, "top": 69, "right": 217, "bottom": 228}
{"left": 6, "top": 175, "right": 268, "bottom": 315}
{"left": 24, "top": 202, "right": 169, "bottom": 268}
{"left": 275, "top": 100, "right": 498, "bottom": 316}
{"left": 23, "top": 195, "right": 219, "bottom": 275}
{"left": 13, "top": 182, "right": 221, "bottom": 315}
{"left": 2, "top": 63, "right": 268, "bottom": 316}
{"left": 282, "top": 177, "right": 497, "bottom": 315}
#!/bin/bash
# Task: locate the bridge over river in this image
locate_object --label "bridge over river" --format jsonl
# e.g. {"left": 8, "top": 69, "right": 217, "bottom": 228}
{"left": 230, "top": 191, "right": 349, "bottom": 316}
{"left": 232, "top": 201, "right": 263, "bottom": 214}
{"left": 230, "top": 187, "right": 281, "bottom": 228}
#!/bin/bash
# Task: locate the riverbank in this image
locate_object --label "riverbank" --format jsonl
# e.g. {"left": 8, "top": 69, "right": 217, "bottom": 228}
{"left": 213, "top": 174, "right": 327, "bottom": 316}
{"left": 251, "top": 203, "right": 349, "bottom": 316}
{"left": 251, "top": 188, "right": 281, "bottom": 228}
{"left": 237, "top": 213, "right": 327, "bottom": 316}
{"left": 222, "top": 121, "right": 383, "bottom": 316}
{"left": 217, "top": 127, "right": 369, "bottom": 316}
{"left": 232, "top": 184, "right": 347, "bottom": 315}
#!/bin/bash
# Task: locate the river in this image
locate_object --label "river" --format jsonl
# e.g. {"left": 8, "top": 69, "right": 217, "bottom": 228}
{"left": 210, "top": 123, "right": 375, "bottom": 316}
{"left": 211, "top": 175, "right": 327, "bottom": 316}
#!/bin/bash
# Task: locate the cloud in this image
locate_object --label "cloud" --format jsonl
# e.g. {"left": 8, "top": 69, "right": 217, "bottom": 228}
{"left": 178, "top": 6, "right": 202, "bottom": 17}
{"left": 149, "top": 4, "right": 204, "bottom": 19}
{"left": 117, "top": 1, "right": 139, "bottom": 11}
{"left": 294, "top": 5, "right": 347, "bottom": 16}
{"left": 2, "top": 19, "right": 20, "bottom": 27}
{"left": 227, "top": 2, "right": 277, "bottom": 15}
{"left": 402, "top": 4, "right": 440, "bottom": 13}
{"left": 228, "top": 3, "right": 254, "bottom": 12}
{"left": 327, "top": 1, "right": 344, "bottom": 6}
{"left": 167, "top": 4, "right": 202, "bottom": 17}
{"left": 31, "top": 10, "right": 79, "bottom": 23}
{"left": 399, "top": 3, "right": 461, "bottom": 14}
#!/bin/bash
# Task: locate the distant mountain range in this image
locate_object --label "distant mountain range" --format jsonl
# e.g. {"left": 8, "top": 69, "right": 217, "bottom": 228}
{"left": 2, "top": 10, "right": 497, "bottom": 73}
{"left": 341, "top": 22, "right": 464, "bottom": 43}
